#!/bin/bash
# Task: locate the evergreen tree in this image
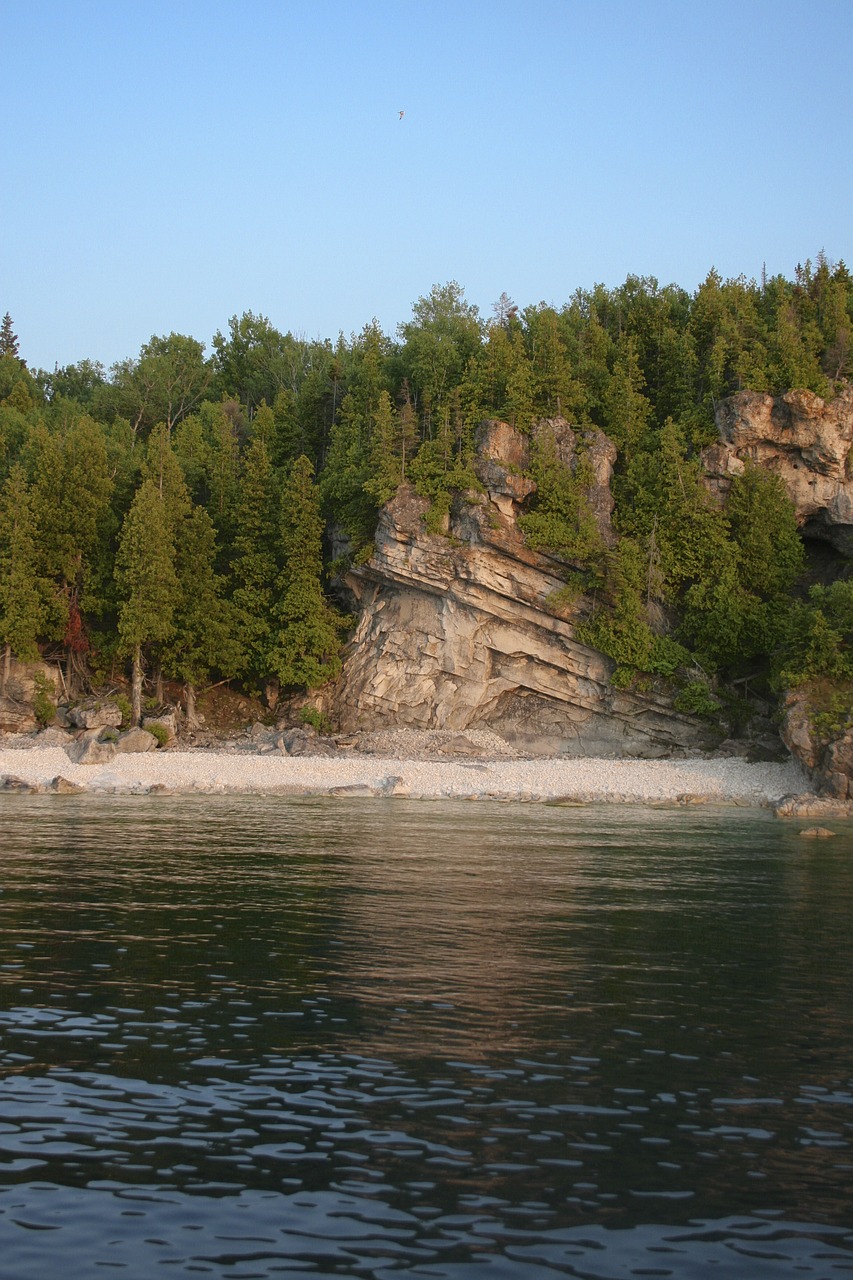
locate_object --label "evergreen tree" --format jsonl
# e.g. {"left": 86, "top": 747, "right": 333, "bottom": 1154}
{"left": 164, "top": 504, "right": 242, "bottom": 725}
{"left": 0, "top": 464, "right": 48, "bottom": 692}
{"left": 271, "top": 455, "right": 343, "bottom": 691}
{"left": 518, "top": 425, "right": 604, "bottom": 565}
{"left": 230, "top": 432, "right": 280, "bottom": 687}
{"left": 115, "top": 478, "right": 179, "bottom": 725}
{"left": 0, "top": 314, "right": 21, "bottom": 362}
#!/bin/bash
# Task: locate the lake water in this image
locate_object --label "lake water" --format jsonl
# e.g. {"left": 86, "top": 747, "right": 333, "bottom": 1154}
{"left": 0, "top": 795, "right": 851, "bottom": 1279}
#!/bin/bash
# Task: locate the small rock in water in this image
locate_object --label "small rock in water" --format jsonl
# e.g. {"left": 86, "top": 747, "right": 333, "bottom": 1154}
{"left": 799, "top": 826, "right": 836, "bottom": 839}
{"left": 0, "top": 774, "right": 40, "bottom": 793}
{"left": 50, "top": 775, "right": 86, "bottom": 794}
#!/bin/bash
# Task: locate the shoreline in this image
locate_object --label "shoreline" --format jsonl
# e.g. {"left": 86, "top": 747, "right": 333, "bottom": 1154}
{"left": 0, "top": 744, "right": 811, "bottom": 808}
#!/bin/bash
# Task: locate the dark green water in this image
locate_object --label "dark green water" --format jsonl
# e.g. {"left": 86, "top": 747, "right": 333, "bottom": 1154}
{"left": 0, "top": 795, "right": 851, "bottom": 1278}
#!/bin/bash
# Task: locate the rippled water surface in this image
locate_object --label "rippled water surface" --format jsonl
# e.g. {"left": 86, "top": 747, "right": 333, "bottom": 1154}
{"left": 0, "top": 795, "right": 851, "bottom": 1278}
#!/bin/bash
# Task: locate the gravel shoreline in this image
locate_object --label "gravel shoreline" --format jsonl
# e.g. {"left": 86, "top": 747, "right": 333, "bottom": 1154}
{"left": 0, "top": 744, "right": 808, "bottom": 807}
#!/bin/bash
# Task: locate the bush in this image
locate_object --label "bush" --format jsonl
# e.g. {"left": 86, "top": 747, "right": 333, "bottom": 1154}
{"left": 674, "top": 680, "right": 721, "bottom": 719}
{"left": 300, "top": 705, "right": 332, "bottom": 734}
{"left": 115, "top": 693, "right": 132, "bottom": 729}
{"left": 32, "top": 672, "right": 56, "bottom": 727}
{"left": 147, "top": 722, "right": 170, "bottom": 748}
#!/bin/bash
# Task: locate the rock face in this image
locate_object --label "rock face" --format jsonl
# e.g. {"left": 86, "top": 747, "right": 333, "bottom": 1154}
{"left": 703, "top": 387, "right": 853, "bottom": 551}
{"left": 780, "top": 687, "right": 853, "bottom": 800}
{"left": 335, "top": 419, "right": 716, "bottom": 757}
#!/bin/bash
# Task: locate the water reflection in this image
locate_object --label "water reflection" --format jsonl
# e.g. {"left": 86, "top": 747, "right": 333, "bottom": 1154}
{"left": 0, "top": 795, "right": 851, "bottom": 1277}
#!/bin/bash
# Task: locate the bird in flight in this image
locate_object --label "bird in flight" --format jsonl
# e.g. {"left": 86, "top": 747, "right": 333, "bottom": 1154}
{"left": 399, "top": 110, "right": 405, "bottom": 120}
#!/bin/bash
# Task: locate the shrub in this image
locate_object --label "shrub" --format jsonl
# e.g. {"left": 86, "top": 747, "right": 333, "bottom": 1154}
{"left": 300, "top": 705, "right": 332, "bottom": 734}
{"left": 32, "top": 672, "right": 56, "bottom": 727}
{"left": 147, "top": 722, "right": 170, "bottom": 748}
{"left": 674, "top": 681, "right": 721, "bottom": 719}
{"left": 115, "top": 694, "right": 132, "bottom": 729}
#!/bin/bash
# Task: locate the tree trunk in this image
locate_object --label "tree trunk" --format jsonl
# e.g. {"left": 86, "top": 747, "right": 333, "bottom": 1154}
{"left": 0, "top": 643, "right": 9, "bottom": 698}
{"left": 184, "top": 682, "right": 200, "bottom": 730}
{"left": 154, "top": 664, "right": 164, "bottom": 705}
{"left": 65, "top": 647, "right": 75, "bottom": 699}
{"left": 131, "top": 646, "right": 143, "bottom": 727}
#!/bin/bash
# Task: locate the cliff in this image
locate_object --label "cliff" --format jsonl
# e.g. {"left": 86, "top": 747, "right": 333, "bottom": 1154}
{"left": 334, "top": 419, "right": 716, "bottom": 757}
{"left": 703, "top": 386, "right": 853, "bottom": 551}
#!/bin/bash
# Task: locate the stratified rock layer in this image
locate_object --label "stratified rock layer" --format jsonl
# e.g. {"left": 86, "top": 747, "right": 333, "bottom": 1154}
{"left": 703, "top": 387, "right": 853, "bottom": 550}
{"left": 335, "top": 420, "right": 715, "bottom": 757}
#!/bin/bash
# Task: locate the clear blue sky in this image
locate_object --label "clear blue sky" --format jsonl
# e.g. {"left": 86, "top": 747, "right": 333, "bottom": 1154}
{"left": 2, "top": 0, "right": 851, "bottom": 371}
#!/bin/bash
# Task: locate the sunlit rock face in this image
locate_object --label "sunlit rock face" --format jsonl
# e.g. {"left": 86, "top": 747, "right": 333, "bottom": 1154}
{"left": 334, "top": 419, "right": 714, "bottom": 758}
{"left": 703, "top": 387, "right": 853, "bottom": 552}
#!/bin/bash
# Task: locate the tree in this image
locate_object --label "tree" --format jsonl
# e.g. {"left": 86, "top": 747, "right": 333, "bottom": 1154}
{"left": 26, "top": 415, "right": 114, "bottom": 689}
{"left": 518, "top": 424, "right": 604, "bottom": 566}
{"left": 164, "top": 505, "right": 242, "bottom": 726}
{"left": 398, "top": 282, "right": 483, "bottom": 429}
{"left": 112, "top": 333, "right": 212, "bottom": 437}
{"left": 602, "top": 335, "right": 652, "bottom": 452}
{"left": 270, "top": 455, "right": 344, "bottom": 690}
{"left": 115, "top": 478, "right": 179, "bottom": 724}
{"left": 0, "top": 314, "right": 21, "bottom": 362}
{"left": 230, "top": 431, "right": 280, "bottom": 687}
{"left": 0, "top": 464, "right": 47, "bottom": 692}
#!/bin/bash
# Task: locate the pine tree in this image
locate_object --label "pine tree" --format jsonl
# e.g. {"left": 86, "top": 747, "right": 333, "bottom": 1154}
{"left": 115, "top": 479, "right": 179, "bottom": 724}
{"left": 271, "top": 455, "right": 343, "bottom": 691}
{"left": 0, "top": 314, "right": 20, "bottom": 361}
{"left": 0, "top": 464, "right": 47, "bottom": 693}
{"left": 164, "top": 504, "right": 241, "bottom": 726}
{"left": 231, "top": 432, "right": 280, "bottom": 687}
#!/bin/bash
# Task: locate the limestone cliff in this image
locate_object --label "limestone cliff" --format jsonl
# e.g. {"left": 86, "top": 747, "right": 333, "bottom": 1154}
{"left": 334, "top": 419, "right": 715, "bottom": 757}
{"left": 703, "top": 387, "right": 853, "bottom": 551}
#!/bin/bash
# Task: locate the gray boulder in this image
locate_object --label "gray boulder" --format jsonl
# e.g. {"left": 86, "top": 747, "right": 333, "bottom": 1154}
{"left": 115, "top": 728, "right": 159, "bottom": 754}
{"left": 68, "top": 701, "right": 123, "bottom": 730}
{"left": 65, "top": 730, "right": 117, "bottom": 765}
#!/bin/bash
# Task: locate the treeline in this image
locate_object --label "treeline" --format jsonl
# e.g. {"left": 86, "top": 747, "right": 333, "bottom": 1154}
{"left": 0, "top": 254, "right": 851, "bottom": 723}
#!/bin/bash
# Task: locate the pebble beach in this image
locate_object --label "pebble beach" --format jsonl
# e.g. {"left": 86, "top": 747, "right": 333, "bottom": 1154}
{"left": 0, "top": 741, "right": 808, "bottom": 807}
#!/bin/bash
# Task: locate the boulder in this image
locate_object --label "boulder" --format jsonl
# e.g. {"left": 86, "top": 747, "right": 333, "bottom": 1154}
{"left": 779, "top": 689, "right": 821, "bottom": 771}
{"left": 0, "top": 774, "right": 41, "bottom": 793}
{"left": 50, "top": 775, "right": 86, "bottom": 794}
{"left": 67, "top": 701, "right": 123, "bottom": 730}
{"left": 115, "top": 728, "right": 158, "bottom": 754}
{"left": 65, "top": 730, "right": 117, "bottom": 766}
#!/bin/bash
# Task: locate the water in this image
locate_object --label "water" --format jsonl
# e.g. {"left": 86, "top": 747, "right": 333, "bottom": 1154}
{"left": 0, "top": 795, "right": 851, "bottom": 1278}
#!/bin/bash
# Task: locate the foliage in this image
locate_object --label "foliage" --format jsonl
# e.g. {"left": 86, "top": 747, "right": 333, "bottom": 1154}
{"left": 673, "top": 680, "right": 722, "bottom": 719}
{"left": 146, "top": 721, "right": 170, "bottom": 747}
{"left": 270, "top": 456, "right": 345, "bottom": 690}
{"left": 2, "top": 255, "right": 851, "bottom": 717}
{"left": 299, "top": 705, "right": 332, "bottom": 734}
{"left": 519, "top": 425, "right": 603, "bottom": 564}
{"left": 775, "top": 579, "right": 853, "bottom": 686}
{"left": 31, "top": 672, "right": 56, "bottom": 726}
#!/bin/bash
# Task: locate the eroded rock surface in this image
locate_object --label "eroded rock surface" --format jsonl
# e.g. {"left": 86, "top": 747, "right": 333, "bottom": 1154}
{"left": 335, "top": 419, "right": 715, "bottom": 757}
{"left": 703, "top": 387, "right": 853, "bottom": 551}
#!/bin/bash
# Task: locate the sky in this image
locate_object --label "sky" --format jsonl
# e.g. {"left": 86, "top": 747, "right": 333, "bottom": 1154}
{"left": 2, "top": 0, "right": 852, "bottom": 372}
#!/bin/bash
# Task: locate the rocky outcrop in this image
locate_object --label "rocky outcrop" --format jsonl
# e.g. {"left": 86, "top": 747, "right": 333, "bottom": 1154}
{"left": 703, "top": 387, "right": 853, "bottom": 551}
{"left": 780, "top": 686, "right": 853, "bottom": 800}
{"left": 335, "top": 419, "right": 716, "bottom": 757}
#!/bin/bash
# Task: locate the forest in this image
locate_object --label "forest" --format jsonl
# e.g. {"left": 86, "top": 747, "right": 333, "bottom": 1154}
{"left": 1, "top": 254, "right": 852, "bottom": 730}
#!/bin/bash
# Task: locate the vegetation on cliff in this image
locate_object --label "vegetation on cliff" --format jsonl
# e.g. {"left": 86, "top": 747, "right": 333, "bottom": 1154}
{"left": 0, "top": 254, "right": 851, "bottom": 724}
